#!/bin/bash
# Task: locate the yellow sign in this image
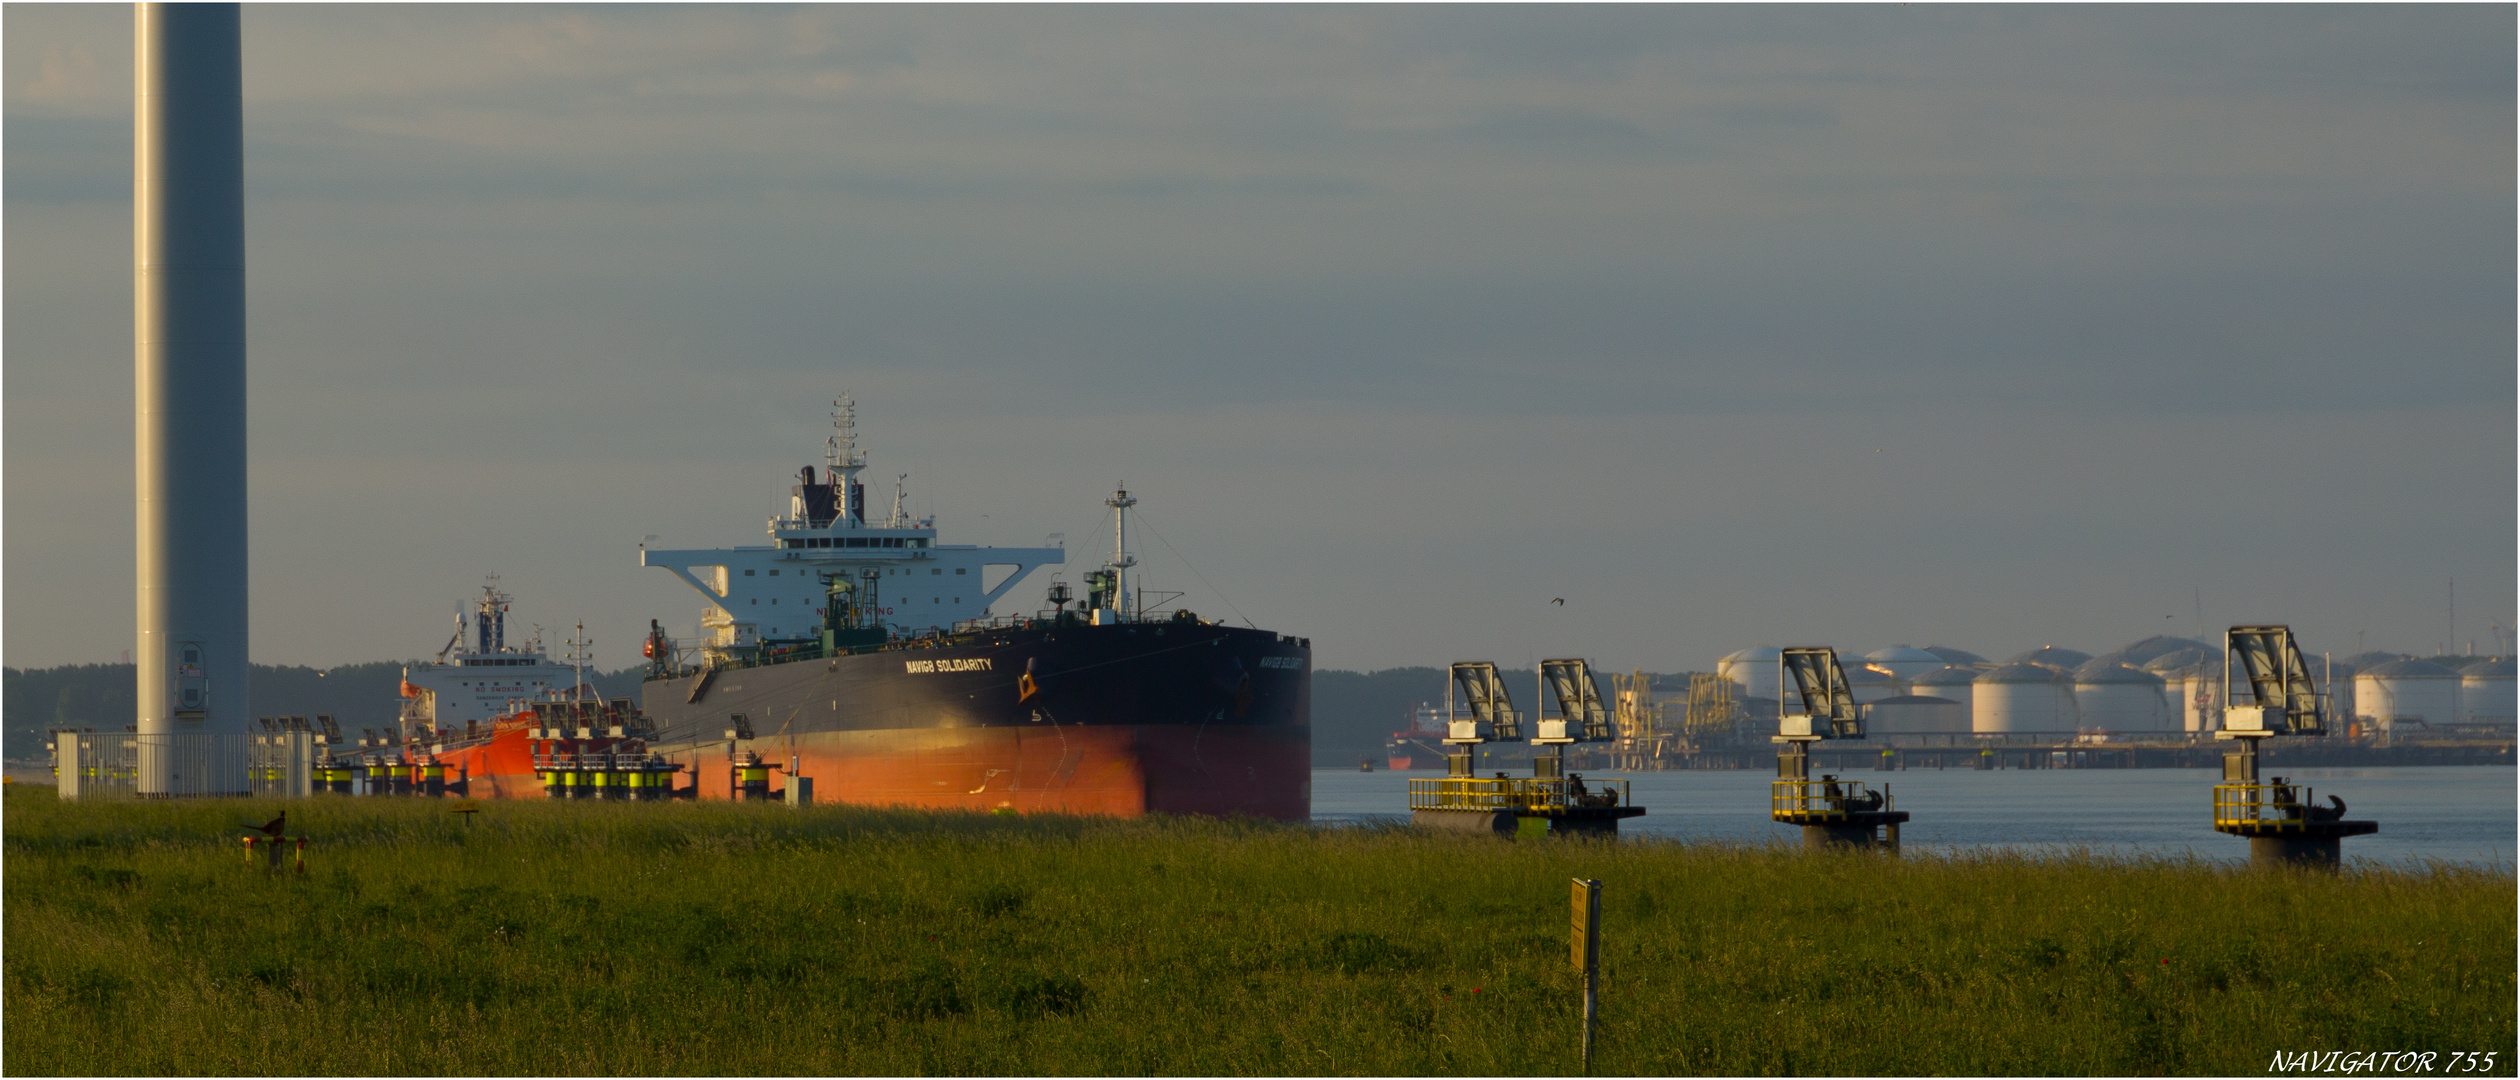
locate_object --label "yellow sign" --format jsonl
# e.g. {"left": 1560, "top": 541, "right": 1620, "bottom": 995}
{"left": 1571, "top": 878, "right": 1600, "bottom": 972}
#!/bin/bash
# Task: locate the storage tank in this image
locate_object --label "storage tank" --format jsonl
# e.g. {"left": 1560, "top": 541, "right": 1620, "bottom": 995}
{"left": 1974, "top": 663, "right": 2077, "bottom": 733}
{"left": 2109, "top": 635, "right": 2215, "bottom": 667}
{"left": 1909, "top": 666, "right": 1980, "bottom": 729}
{"left": 1716, "top": 647, "right": 1783, "bottom": 704}
{"left": 1922, "top": 646, "right": 1986, "bottom": 665}
{"left": 1844, "top": 663, "right": 1903, "bottom": 704}
{"left": 2072, "top": 659, "right": 2169, "bottom": 732}
{"left": 2184, "top": 660, "right": 2227, "bottom": 733}
{"left": 2008, "top": 646, "right": 2092, "bottom": 671}
{"left": 2141, "top": 648, "right": 2214, "bottom": 723}
{"left": 1863, "top": 646, "right": 1947, "bottom": 681}
{"left": 2457, "top": 658, "right": 2514, "bottom": 727}
{"left": 2353, "top": 659, "right": 2460, "bottom": 733}
{"left": 1865, "top": 695, "right": 1966, "bottom": 734}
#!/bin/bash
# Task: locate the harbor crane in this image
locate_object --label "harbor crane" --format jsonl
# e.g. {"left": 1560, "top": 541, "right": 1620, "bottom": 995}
{"left": 1409, "top": 660, "right": 1644, "bottom": 837}
{"left": 2212, "top": 626, "right": 2376, "bottom": 868}
{"left": 1771, "top": 647, "right": 1909, "bottom": 851}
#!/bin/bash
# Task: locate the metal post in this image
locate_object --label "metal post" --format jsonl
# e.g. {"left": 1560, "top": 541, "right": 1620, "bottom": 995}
{"left": 1571, "top": 878, "right": 1600, "bottom": 1074}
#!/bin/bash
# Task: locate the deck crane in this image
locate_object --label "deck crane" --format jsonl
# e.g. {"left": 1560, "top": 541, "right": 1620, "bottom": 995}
{"left": 2213, "top": 626, "right": 2376, "bottom": 868}
{"left": 1408, "top": 660, "right": 1644, "bottom": 837}
{"left": 1771, "top": 647, "right": 1909, "bottom": 851}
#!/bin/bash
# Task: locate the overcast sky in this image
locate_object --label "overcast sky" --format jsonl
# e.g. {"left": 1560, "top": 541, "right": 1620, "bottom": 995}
{"left": 6, "top": 4, "right": 2513, "bottom": 675}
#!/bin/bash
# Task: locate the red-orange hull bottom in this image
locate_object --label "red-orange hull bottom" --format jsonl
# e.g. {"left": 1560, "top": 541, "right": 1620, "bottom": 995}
{"left": 660, "top": 723, "right": 1309, "bottom": 819}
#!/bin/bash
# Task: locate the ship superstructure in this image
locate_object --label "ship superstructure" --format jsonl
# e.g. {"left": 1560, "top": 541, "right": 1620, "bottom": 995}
{"left": 397, "top": 579, "right": 586, "bottom": 736}
{"left": 634, "top": 397, "right": 1311, "bottom": 818}
{"left": 1387, "top": 703, "right": 1446, "bottom": 770}
{"left": 639, "top": 396, "right": 1066, "bottom": 651}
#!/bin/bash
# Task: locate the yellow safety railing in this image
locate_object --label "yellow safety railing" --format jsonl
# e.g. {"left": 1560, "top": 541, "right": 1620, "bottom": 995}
{"left": 2212, "top": 783, "right": 2329, "bottom": 831}
{"left": 1771, "top": 779, "right": 1893, "bottom": 820}
{"left": 1408, "top": 777, "right": 1631, "bottom": 814}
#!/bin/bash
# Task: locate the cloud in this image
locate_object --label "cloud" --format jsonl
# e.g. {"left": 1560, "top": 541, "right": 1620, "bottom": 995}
{"left": 5, "top": 5, "right": 2511, "bottom": 670}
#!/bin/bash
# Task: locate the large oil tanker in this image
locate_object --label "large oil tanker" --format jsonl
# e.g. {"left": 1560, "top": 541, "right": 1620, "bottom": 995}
{"left": 631, "top": 397, "right": 1311, "bottom": 818}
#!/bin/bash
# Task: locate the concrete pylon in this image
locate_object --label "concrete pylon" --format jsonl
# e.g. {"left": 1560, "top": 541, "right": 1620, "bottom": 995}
{"left": 135, "top": 3, "right": 249, "bottom": 796}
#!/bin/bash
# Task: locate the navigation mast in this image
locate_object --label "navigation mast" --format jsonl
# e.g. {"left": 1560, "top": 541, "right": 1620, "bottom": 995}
{"left": 1106, "top": 487, "right": 1139, "bottom": 617}
{"left": 827, "top": 395, "right": 868, "bottom": 528}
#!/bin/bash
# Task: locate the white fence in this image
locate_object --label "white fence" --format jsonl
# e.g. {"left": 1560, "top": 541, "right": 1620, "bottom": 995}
{"left": 55, "top": 733, "right": 250, "bottom": 799}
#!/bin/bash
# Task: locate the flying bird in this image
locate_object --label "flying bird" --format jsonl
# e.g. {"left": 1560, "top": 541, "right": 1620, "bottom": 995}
{"left": 1552, "top": 598, "right": 1566, "bottom": 606}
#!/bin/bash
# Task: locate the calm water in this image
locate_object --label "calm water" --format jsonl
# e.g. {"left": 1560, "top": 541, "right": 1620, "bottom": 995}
{"left": 1312, "top": 765, "right": 2516, "bottom": 867}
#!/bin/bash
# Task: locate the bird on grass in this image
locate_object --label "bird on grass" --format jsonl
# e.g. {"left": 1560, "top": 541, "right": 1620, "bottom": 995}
{"left": 248, "top": 810, "right": 285, "bottom": 838}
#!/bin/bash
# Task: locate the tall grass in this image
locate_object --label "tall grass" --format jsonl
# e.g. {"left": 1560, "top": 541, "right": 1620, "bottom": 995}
{"left": 5, "top": 788, "right": 2509, "bottom": 1076}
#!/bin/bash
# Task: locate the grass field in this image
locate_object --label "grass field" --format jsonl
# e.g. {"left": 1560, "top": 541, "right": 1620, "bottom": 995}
{"left": 5, "top": 788, "right": 2510, "bottom": 1076}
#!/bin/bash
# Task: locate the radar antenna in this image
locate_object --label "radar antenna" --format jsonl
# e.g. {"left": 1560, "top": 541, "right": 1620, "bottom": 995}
{"left": 826, "top": 394, "right": 867, "bottom": 475}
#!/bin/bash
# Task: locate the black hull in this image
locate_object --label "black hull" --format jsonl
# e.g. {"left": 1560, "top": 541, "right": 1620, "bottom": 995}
{"left": 640, "top": 621, "right": 1311, "bottom": 817}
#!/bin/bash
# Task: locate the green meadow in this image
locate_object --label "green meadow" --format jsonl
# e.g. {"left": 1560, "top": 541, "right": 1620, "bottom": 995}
{"left": 5, "top": 788, "right": 2510, "bottom": 1076}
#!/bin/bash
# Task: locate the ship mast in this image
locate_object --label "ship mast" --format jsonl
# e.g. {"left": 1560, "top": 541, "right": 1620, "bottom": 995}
{"left": 475, "top": 575, "right": 511, "bottom": 654}
{"left": 1106, "top": 487, "right": 1139, "bottom": 617}
{"left": 564, "top": 622, "right": 593, "bottom": 700}
{"left": 827, "top": 394, "right": 869, "bottom": 528}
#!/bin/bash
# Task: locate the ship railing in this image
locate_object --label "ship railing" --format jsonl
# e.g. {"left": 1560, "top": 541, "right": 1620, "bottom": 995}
{"left": 2212, "top": 782, "right": 2331, "bottom": 831}
{"left": 945, "top": 611, "right": 1213, "bottom": 635}
{"left": 534, "top": 751, "right": 663, "bottom": 770}
{"left": 1407, "top": 776, "right": 1631, "bottom": 813}
{"left": 1770, "top": 779, "right": 1893, "bottom": 820}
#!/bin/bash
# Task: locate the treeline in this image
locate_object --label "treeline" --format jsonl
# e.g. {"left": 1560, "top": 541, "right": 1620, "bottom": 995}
{"left": 6, "top": 661, "right": 1691, "bottom": 767}
{"left": 2, "top": 662, "right": 645, "bottom": 761}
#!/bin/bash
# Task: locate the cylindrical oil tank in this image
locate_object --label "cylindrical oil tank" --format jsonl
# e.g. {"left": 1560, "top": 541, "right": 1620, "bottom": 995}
{"left": 2184, "top": 662, "right": 2226, "bottom": 733}
{"left": 2342, "top": 650, "right": 2409, "bottom": 670}
{"left": 2339, "top": 650, "right": 2407, "bottom": 721}
{"left": 1974, "top": 663, "right": 2077, "bottom": 733}
{"left": 2108, "top": 635, "right": 2214, "bottom": 667}
{"left": 1863, "top": 646, "right": 1947, "bottom": 681}
{"left": 2354, "top": 659, "right": 2460, "bottom": 732}
{"left": 1845, "top": 663, "right": 1903, "bottom": 704}
{"left": 2458, "top": 658, "right": 2514, "bottom": 726}
{"left": 1865, "top": 694, "right": 1966, "bottom": 734}
{"left": 2140, "top": 648, "right": 2213, "bottom": 722}
{"left": 1909, "top": 666, "right": 1981, "bottom": 729}
{"left": 2008, "top": 646, "right": 2091, "bottom": 672}
{"left": 1717, "top": 647, "right": 1783, "bottom": 704}
{"left": 1922, "top": 646, "right": 1986, "bottom": 665}
{"left": 2072, "top": 660, "right": 2168, "bottom": 732}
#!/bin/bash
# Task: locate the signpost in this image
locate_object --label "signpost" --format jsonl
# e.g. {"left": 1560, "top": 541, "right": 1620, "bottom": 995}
{"left": 1572, "top": 878, "right": 1601, "bottom": 1073}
